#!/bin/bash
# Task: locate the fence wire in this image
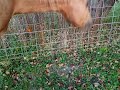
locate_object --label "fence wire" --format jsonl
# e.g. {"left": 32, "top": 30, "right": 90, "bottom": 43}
{"left": 0, "top": 0, "right": 120, "bottom": 60}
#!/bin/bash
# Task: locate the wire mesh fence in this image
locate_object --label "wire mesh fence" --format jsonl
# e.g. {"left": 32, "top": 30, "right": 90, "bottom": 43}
{"left": 0, "top": 0, "right": 120, "bottom": 61}
{"left": 0, "top": 0, "right": 120, "bottom": 89}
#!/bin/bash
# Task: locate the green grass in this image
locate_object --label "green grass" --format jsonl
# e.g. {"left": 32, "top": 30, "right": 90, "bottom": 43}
{"left": 0, "top": 43, "right": 120, "bottom": 90}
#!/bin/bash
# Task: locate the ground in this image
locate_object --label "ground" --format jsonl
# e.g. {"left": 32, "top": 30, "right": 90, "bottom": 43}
{"left": 0, "top": 43, "right": 119, "bottom": 90}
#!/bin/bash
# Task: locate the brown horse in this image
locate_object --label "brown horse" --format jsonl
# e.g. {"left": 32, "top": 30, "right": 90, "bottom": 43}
{"left": 0, "top": 0, "right": 92, "bottom": 35}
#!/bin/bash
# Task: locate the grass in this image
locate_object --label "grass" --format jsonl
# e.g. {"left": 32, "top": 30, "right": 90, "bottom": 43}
{"left": 0, "top": 43, "right": 120, "bottom": 90}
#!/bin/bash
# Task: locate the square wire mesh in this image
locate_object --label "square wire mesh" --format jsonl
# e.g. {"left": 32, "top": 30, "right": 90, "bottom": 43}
{"left": 0, "top": 0, "right": 120, "bottom": 60}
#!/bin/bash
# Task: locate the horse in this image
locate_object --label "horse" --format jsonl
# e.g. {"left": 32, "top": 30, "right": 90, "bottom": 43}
{"left": 0, "top": 0, "right": 92, "bottom": 35}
